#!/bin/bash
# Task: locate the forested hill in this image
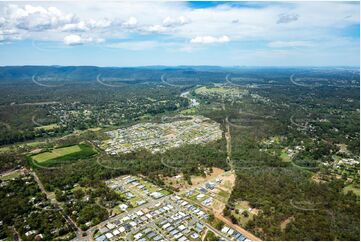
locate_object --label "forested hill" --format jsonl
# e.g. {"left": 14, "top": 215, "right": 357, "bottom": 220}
{"left": 0, "top": 66, "right": 230, "bottom": 83}
{"left": 1, "top": 66, "right": 358, "bottom": 83}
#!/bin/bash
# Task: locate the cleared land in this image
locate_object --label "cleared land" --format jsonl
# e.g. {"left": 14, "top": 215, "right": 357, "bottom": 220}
{"left": 163, "top": 167, "right": 225, "bottom": 191}
{"left": 31, "top": 144, "right": 96, "bottom": 166}
{"left": 343, "top": 184, "right": 360, "bottom": 196}
{"left": 195, "top": 86, "right": 247, "bottom": 96}
{"left": 35, "top": 123, "right": 60, "bottom": 131}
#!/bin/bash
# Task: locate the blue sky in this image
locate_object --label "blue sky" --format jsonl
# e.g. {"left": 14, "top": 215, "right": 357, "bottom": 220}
{"left": 0, "top": 1, "right": 359, "bottom": 66}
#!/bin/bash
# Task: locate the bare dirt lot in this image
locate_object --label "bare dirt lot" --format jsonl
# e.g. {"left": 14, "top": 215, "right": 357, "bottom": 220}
{"left": 162, "top": 167, "right": 225, "bottom": 190}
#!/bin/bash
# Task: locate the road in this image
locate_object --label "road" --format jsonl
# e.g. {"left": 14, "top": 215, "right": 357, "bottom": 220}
{"left": 225, "top": 120, "right": 233, "bottom": 170}
{"left": 182, "top": 196, "right": 261, "bottom": 241}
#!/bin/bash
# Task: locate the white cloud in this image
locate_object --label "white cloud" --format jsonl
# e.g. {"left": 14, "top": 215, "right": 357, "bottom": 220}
{"left": 61, "top": 19, "right": 112, "bottom": 32}
{"left": 0, "top": 1, "right": 358, "bottom": 48}
{"left": 190, "top": 35, "right": 230, "bottom": 44}
{"left": 5, "top": 4, "right": 77, "bottom": 31}
{"left": 144, "top": 24, "right": 168, "bottom": 33}
{"left": 63, "top": 34, "right": 104, "bottom": 45}
{"left": 0, "top": 28, "right": 21, "bottom": 42}
{"left": 268, "top": 41, "right": 313, "bottom": 48}
{"left": 122, "top": 16, "right": 138, "bottom": 28}
{"left": 61, "top": 21, "right": 88, "bottom": 32}
{"left": 163, "top": 16, "right": 189, "bottom": 27}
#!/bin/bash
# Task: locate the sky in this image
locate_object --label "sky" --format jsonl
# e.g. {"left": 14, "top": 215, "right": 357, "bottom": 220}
{"left": 0, "top": 1, "right": 359, "bottom": 66}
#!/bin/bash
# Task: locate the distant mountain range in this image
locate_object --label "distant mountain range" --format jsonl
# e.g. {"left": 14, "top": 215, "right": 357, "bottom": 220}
{"left": 0, "top": 65, "right": 358, "bottom": 83}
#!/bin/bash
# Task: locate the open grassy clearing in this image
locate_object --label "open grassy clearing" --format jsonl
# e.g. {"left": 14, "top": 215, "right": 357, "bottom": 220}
{"left": 180, "top": 107, "right": 198, "bottom": 114}
{"left": 0, "top": 146, "right": 10, "bottom": 153}
{"left": 87, "top": 127, "right": 102, "bottom": 132}
{"left": 27, "top": 141, "right": 47, "bottom": 147}
{"left": 343, "top": 184, "right": 360, "bottom": 196}
{"left": 280, "top": 150, "right": 290, "bottom": 162}
{"left": 32, "top": 145, "right": 82, "bottom": 163}
{"left": 35, "top": 123, "right": 60, "bottom": 131}
{"left": 30, "top": 143, "right": 96, "bottom": 167}
{"left": 162, "top": 167, "right": 225, "bottom": 190}
{"left": 229, "top": 201, "right": 257, "bottom": 226}
{"left": 0, "top": 170, "right": 22, "bottom": 180}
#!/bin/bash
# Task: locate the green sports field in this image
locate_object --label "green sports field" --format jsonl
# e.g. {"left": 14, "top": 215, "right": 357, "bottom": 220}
{"left": 31, "top": 144, "right": 97, "bottom": 167}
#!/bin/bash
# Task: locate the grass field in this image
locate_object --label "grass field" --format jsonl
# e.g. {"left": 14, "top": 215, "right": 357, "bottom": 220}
{"left": 88, "top": 127, "right": 102, "bottom": 132}
{"left": 180, "top": 107, "right": 197, "bottom": 114}
{"left": 0, "top": 146, "right": 10, "bottom": 153}
{"left": 35, "top": 123, "right": 60, "bottom": 131}
{"left": 31, "top": 144, "right": 96, "bottom": 167}
{"left": 1, "top": 170, "right": 22, "bottom": 180}
{"left": 230, "top": 201, "right": 255, "bottom": 226}
{"left": 280, "top": 150, "right": 290, "bottom": 162}
{"left": 343, "top": 184, "right": 360, "bottom": 196}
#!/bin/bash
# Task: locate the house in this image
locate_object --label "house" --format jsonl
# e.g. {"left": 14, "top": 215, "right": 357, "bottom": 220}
{"left": 105, "top": 232, "right": 113, "bottom": 239}
{"left": 170, "top": 229, "right": 179, "bottom": 236}
{"left": 99, "top": 227, "right": 109, "bottom": 234}
{"left": 221, "top": 226, "right": 230, "bottom": 234}
{"left": 194, "top": 223, "right": 203, "bottom": 233}
{"left": 118, "top": 226, "right": 125, "bottom": 233}
{"left": 150, "top": 192, "right": 163, "bottom": 199}
{"left": 25, "top": 230, "right": 37, "bottom": 237}
{"left": 196, "top": 194, "right": 205, "bottom": 200}
{"left": 136, "top": 200, "right": 146, "bottom": 206}
{"left": 162, "top": 223, "right": 171, "bottom": 229}
{"left": 134, "top": 233, "right": 143, "bottom": 240}
{"left": 106, "top": 223, "right": 116, "bottom": 230}
{"left": 190, "top": 233, "right": 199, "bottom": 239}
{"left": 147, "top": 232, "right": 157, "bottom": 239}
{"left": 125, "top": 192, "right": 135, "bottom": 198}
{"left": 123, "top": 223, "right": 131, "bottom": 231}
{"left": 178, "top": 225, "right": 186, "bottom": 231}
{"left": 174, "top": 233, "right": 182, "bottom": 239}
{"left": 95, "top": 235, "right": 106, "bottom": 241}
{"left": 205, "top": 182, "right": 216, "bottom": 190}
{"left": 34, "top": 234, "right": 43, "bottom": 240}
{"left": 119, "top": 203, "right": 128, "bottom": 211}
{"left": 166, "top": 226, "right": 175, "bottom": 232}
{"left": 200, "top": 187, "right": 207, "bottom": 193}
{"left": 153, "top": 235, "right": 162, "bottom": 241}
